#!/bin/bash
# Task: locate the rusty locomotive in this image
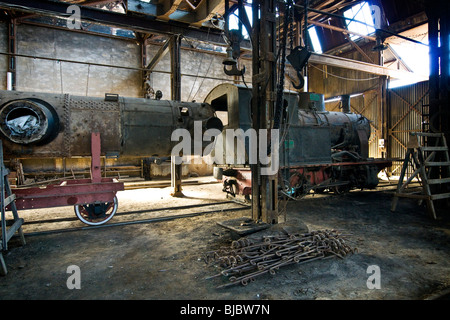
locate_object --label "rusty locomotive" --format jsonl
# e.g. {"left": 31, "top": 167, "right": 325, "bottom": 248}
{"left": 0, "top": 89, "right": 223, "bottom": 225}
{"left": 204, "top": 83, "right": 392, "bottom": 200}
{"left": 0, "top": 84, "right": 391, "bottom": 225}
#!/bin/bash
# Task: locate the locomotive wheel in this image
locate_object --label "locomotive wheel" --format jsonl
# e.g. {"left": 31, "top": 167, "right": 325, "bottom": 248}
{"left": 332, "top": 185, "right": 350, "bottom": 195}
{"left": 314, "top": 187, "right": 326, "bottom": 194}
{"left": 74, "top": 196, "right": 118, "bottom": 226}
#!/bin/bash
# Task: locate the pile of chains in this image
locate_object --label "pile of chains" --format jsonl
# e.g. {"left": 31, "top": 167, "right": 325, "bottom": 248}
{"left": 205, "top": 229, "right": 357, "bottom": 288}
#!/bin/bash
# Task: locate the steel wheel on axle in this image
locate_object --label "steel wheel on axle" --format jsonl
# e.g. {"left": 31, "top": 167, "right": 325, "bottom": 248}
{"left": 74, "top": 196, "right": 118, "bottom": 225}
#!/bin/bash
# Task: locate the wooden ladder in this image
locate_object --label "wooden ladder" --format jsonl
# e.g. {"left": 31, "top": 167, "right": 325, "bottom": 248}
{"left": 1, "top": 140, "right": 26, "bottom": 275}
{"left": 391, "top": 132, "right": 450, "bottom": 219}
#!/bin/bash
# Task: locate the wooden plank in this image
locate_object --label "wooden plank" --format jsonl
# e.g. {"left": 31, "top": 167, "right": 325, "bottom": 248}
{"left": 308, "top": 19, "right": 376, "bottom": 41}
{"left": 4, "top": 218, "right": 24, "bottom": 243}
{"left": 394, "top": 192, "right": 429, "bottom": 199}
{"left": 428, "top": 177, "right": 450, "bottom": 184}
{"left": 430, "top": 193, "right": 450, "bottom": 200}
{"left": 421, "top": 146, "right": 448, "bottom": 151}
{"left": 425, "top": 161, "right": 450, "bottom": 166}
{"left": 309, "top": 52, "right": 427, "bottom": 81}
{"left": 3, "top": 194, "right": 16, "bottom": 207}
{"left": 414, "top": 132, "right": 443, "bottom": 137}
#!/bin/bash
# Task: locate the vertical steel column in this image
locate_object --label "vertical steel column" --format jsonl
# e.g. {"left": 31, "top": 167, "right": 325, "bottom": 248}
{"left": 251, "top": 0, "right": 261, "bottom": 222}
{"left": 440, "top": 2, "right": 450, "bottom": 142}
{"left": 139, "top": 33, "right": 149, "bottom": 98}
{"left": 303, "top": 0, "right": 309, "bottom": 91}
{"left": 426, "top": 0, "right": 450, "bottom": 197}
{"left": 427, "top": 0, "right": 450, "bottom": 138}
{"left": 170, "top": 35, "right": 184, "bottom": 197}
{"left": 377, "top": 45, "right": 388, "bottom": 160}
{"left": 427, "top": 3, "right": 440, "bottom": 134}
{"left": 7, "top": 18, "right": 16, "bottom": 90}
{"left": 379, "top": 76, "right": 388, "bottom": 159}
{"left": 251, "top": 0, "right": 279, "bottom": 224}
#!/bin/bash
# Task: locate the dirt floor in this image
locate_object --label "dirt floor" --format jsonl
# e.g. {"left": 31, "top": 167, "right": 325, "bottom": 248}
{"left": 1, "top": 177, "right": 450, "bottom": 302}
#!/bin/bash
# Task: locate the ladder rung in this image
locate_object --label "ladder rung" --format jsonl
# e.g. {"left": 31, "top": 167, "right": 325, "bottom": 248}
{"left": 430, "top": 193, "right": 450, "bottom": 200}
{"left": 425, "top": 161, "right": 450, "bottom": 167}
{"left": 421, "top": 146, "right": 448, "bottom": 151}
{"left": 2, "top": 194, "right": 16, "bottom": 207}
{"left": 427, "top": 177, "right": 450, "bottom": 184}
{"left": 4, "top": 218, "right": 24, "bottom": 243}
{"left": 1, "top": 167, "right": 10, "bottom": 177}
{"left": 393, "top": 192, "right": 429, "bottom": 200}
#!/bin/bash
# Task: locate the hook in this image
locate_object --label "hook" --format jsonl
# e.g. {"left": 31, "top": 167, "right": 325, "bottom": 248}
{"left": 291, "top": 70, "right": 305, "bottom": 90}
{"left": 224, "top": 64, "right": 246, "bottom": 77}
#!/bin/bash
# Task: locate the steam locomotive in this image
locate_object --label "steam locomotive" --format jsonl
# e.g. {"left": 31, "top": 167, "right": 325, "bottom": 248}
{"left": 0, "top": 89, "right": 223, "bottom": 225}
{"left": 0, "top": 84, "right": 391, "bottom": 225}
{"left": 204, "top": 83, "right": 392, "bottom": 200}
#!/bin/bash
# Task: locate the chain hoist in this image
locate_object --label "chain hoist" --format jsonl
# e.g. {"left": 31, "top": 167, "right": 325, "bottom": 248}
{"left": 273, "top": 0, "right": 294, "bottom": 131}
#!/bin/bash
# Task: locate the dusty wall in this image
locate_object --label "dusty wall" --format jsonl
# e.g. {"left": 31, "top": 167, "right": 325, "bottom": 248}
{"left": 14, "top": 24, "right": 142, "bottom": 97}
{"left": 144, "top": 41, "right": 243, "bottom": 103}
{"left": 0, "top": 21, "right": 299, "bottom": 179}
{"left": 1, "top": 22, "right": 238, "bottom": 178}
{"left": 308, "top": 42, "right": 381, "bottom": 99}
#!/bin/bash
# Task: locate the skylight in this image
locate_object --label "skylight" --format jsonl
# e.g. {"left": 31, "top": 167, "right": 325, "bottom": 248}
{"left": 308, "top": 26, "right": 323, "bottom": 53}
{"left": 386, "top": 24, "right": 430, "bottom": 88}
{"left": 227, "top": 1, "right": 253, "bottom": 40}
{"left": 343, "top": 2, "right": 376, "bottom": 41}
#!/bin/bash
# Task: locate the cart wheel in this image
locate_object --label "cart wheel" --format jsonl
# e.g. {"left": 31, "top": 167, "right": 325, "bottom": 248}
{"left": 74, "top": 196, "right": 118, "bottom": 226}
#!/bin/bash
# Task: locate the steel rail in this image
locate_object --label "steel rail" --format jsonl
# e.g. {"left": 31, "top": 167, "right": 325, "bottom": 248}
{"left": 23, "top": 200, "right": 242, "bottom": 225}
{"left": 17, "top": 201, "right": 250, "bottom": 237}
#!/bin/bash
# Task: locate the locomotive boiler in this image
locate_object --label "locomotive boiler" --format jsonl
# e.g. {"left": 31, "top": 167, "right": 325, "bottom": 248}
{"left": 0, "top": 89, "right": 223, "bottom": 225}
{"left": 0, "top": 90, "right": 223, "bottom": 159}
{"left": 204, "top": 83, "right": 391, "bottom": 199}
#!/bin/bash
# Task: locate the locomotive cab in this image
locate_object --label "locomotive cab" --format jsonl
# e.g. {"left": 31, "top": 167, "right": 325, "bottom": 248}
{"left": 205, "top": 83, "right": 391, "bottom": 199}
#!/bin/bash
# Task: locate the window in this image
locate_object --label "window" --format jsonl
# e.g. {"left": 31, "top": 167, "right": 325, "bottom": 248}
{"left": 386, "top": 24, "right": 430, "bottom": 88}
{"left": 308, "top": 26, "right": 323, "bottom": 53}
{"left": 343, "top": 2, "right": 376, "bottom": 41}
{"left": 227, "top": 1, "right": 253, "bottom": 40}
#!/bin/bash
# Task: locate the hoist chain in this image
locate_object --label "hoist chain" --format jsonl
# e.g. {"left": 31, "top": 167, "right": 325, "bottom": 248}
{"left": 287, "top": 0, "right": 295, "bottom": 50}
{"left": 273, "top": 0, "right": 294, "bottom": 131}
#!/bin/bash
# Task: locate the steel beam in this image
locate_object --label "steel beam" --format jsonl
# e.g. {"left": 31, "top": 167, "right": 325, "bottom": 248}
{"left": 307, "top": 19, "right": 376, "bottom": 42}
{"left": 146, "top": 36, "right": 172, "bottom": 71}
{"left": 0, "top": 0, "right": 228, "bottom": 45}
{"left": 309, "top": 52, "right": 427, "bottom": 82}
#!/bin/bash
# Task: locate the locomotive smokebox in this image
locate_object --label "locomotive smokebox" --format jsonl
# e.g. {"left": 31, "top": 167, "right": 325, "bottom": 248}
{"left": 0, "top": 98, "right": 60, "bottom": 145}
{"left": 0, "top": 90, "right": 223, "bottom": 158}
